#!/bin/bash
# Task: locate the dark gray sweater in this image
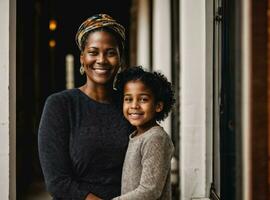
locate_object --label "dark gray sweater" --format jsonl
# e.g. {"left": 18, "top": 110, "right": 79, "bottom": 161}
{"left": 38, "top": 88, "right": 132, "bottom": 200}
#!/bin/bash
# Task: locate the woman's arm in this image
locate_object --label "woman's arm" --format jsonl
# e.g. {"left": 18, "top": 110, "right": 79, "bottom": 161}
{"left": 38, "top": 94, "right": 91, "bottom": 199}
{"left": 112, "top": 133, "right": 174, "bottom": 200}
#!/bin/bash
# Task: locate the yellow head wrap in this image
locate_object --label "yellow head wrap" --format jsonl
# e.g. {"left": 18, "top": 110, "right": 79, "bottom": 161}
{"left": 75, "top": 14, "right": 125, "bottom": 51}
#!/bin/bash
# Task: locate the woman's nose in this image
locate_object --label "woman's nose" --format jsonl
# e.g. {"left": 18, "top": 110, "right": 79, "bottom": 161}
{"left": 97, "top": 53, "right": 107, "bottom": 63}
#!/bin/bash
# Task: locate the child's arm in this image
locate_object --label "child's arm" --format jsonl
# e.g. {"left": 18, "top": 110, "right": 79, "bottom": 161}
{"left": 113, "top": 133, "right": 174, "bottom": 200}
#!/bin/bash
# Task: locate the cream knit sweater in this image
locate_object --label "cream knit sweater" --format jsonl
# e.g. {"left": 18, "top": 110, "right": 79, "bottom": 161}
{"left": 113, "top": 126, "right": 174, "bottom": 200}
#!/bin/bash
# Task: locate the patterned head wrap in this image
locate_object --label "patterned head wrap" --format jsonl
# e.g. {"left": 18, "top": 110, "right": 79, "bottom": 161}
{"left": 75, "top": 14, "right": 125, "bottom": 51}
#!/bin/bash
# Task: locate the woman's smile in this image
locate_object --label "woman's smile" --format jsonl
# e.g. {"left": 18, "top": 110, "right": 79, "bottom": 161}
{"left": 92, "top": 67, "right": 112, "bottom": 75}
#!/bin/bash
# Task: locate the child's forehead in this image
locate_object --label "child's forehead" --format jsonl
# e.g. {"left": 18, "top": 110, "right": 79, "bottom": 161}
{"left": 124, "top": 80, "right": 153, "bottom": 93}
{"left": 125, "top": 80, "right": 149, "bottom": 88}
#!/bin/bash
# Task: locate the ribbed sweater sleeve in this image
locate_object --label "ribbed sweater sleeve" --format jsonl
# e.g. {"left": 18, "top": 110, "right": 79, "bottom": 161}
{"left": 113, "top": 129, "right": 174, "bottom": 200}
{"left": 38, "top": 94, "right": 91, "bottom": 199}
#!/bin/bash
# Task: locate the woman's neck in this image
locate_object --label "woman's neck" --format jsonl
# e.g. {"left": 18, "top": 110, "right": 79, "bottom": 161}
{"left": 79, "top": 83, "right": 114, "bottom": 103}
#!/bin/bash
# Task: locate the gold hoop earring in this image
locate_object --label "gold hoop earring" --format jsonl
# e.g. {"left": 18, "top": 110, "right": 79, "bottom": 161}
{"left": 80, "top": 65, "right": 85, "bottom": 75}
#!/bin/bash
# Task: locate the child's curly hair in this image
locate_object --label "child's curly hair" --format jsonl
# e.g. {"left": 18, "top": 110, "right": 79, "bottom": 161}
{"left": 115, "top": 66, "right": 176, "bottom": 122}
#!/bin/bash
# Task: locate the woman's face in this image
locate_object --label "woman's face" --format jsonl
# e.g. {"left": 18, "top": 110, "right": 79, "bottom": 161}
{"left": 80, "top": 31, "right": 121, "bottom": 87}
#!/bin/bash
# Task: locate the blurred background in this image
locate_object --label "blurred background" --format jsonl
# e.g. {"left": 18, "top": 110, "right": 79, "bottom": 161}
{"left": 1, "top": 0, "right": 270, "bottom": 199}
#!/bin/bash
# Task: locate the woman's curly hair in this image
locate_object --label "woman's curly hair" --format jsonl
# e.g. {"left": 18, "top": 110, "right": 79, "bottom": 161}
{"left": 115, "top": 66, "right": 176, "bottom": 122}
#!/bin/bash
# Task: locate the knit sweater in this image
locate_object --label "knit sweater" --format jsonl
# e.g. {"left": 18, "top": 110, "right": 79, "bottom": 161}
{"left": 112, "top": 126, "right": 174, "bottom": 200}
{"left": 38, "top": 88, "right": 132, "bottom": 200}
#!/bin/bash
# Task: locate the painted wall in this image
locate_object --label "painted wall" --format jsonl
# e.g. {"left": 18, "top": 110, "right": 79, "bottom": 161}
{"left": 180, "top": 0, "right": 209, "bottom": 199}
{"left": 0, "top": 0, "right": 11, "bottom": 199}
{"left": 0, "top": 0, "right": 16, "bottom": 199}
{"left": 136, "top": 0, "right": 151, "bottom": 68}
{"left": 152, "top": 0, "right": 172, "bottom": 135}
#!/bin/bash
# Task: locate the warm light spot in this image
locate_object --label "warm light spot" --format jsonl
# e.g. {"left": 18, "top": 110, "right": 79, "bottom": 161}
{"left": 49, "top": 19, "right": 57, "bottom": 31}
{"left": 49, "top": 39, "right": 56, "bottom": 48}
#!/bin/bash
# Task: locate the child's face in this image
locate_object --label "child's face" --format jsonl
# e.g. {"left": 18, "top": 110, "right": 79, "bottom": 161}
{"left": 123, "top": 80, "right": 163, "bottom": 133}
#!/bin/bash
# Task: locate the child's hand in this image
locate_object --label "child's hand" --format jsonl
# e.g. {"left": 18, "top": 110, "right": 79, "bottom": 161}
{"left": 85, "top": 193, "right": 103, "bottom": 200}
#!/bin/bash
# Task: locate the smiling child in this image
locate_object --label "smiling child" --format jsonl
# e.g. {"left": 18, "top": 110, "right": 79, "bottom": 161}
{"left": 112, "top": 65, "right": 176, "bottom": 200}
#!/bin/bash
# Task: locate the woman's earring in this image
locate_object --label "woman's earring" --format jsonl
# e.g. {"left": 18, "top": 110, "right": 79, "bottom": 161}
{"left": 113, "top": 66, "right": 122, "bottom": 90}
{"left": 80, "top": 65, "right": 85, "bottom": 75}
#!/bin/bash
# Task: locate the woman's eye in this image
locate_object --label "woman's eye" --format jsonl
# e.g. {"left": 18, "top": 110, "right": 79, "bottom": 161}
{"left": 88, "top": 51, "right": 98, "bottom": 56}
{"left": 107, "top": 50, "right": 117, "bottom": 56}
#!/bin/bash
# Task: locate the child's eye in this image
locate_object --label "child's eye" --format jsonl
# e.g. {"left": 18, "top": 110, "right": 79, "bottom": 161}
{"left": 124, "top": 97, "right": 132, "bottom": 102}
{"left": 140, "top": 97, "right": 148, "bottom": 102}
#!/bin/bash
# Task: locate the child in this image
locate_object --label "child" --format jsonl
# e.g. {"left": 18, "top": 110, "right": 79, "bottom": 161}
{"left": 112, "top": 66, "right": 176, "bottom": 200}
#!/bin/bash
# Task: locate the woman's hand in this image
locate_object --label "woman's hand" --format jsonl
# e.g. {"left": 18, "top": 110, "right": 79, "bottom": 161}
{"left": 85, "top": 193, "right": 103, "bottom": 200}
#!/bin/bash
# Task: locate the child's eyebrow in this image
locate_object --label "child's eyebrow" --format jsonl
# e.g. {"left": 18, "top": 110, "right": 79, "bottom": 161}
{"left": 123, "top": 93, "right": 151, "bottom": 96}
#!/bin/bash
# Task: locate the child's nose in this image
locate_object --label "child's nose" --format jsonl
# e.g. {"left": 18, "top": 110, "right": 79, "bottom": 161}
{"left": 131, "top": 100, "right": 139, "bottom": 108}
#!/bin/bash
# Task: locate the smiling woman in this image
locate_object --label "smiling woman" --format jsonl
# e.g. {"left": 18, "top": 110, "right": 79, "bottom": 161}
{"left": 16, "top": 0, "right": 132, "bottom": 198}
{"left": 37, "top": 14, "right": 133, "bottom": 200}
{"left": 76, "top": 14, "right": 126, "bottom": 102}
{"left": 79, "top": 31, "right": 121, "bottom": 91}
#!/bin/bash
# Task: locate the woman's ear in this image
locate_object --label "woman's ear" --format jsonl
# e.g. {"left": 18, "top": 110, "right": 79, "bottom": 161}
{"left": 80, "top": 53, "right": 83, "bottom": 64}
{"left": 155, "top": 102, "right": 164, "bottom": 113}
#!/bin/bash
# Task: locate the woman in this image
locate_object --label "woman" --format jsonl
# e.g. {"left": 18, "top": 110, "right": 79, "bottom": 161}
{"left": 38, "top": 14, "right": 132, "bottom": 200}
